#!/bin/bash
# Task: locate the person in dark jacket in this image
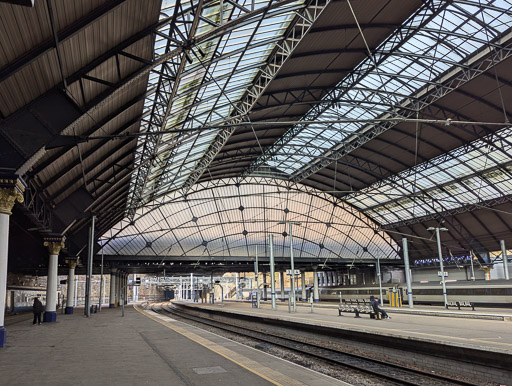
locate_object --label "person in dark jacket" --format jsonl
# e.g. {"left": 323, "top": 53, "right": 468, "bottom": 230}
{"left": 32, "top": 297, "right": 44, "bottom": 325}
{"left": 370, "top": 295, "right": 390, "bottom": 319}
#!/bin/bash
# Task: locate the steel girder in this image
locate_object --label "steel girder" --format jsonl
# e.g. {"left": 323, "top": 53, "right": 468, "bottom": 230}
{"left": 286, "top": 41, "right": 512, "bottom": 182}
{"left": 178, "top": 0, "right": 332, "bottom": 195}
{"left": 125, "top": 0, "right": 308, "bottom": 219}
{"left": 126, "top": 0, "right": 202, "bottom": 220}
{"left": 19, "top": 178, "right": 52, "bottom": 231}
{"left": 242, "top": 0, "right": 453, "bottom": 177}
{"left": 381, "top": 195, "right": 512, "bottom": 230}
{"left": 290, "top": 37, "right": 512, "bottom": 182}
{"left": 100, "top": 176, "right": 399, "bottom": 261}
{"left": 0, "top": 0, "right": 128, "bottom": 83}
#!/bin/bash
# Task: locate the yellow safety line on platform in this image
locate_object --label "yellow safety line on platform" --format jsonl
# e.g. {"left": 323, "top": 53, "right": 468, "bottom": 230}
{"left": 135, "top": 306, "right": 307, "bottom": 386}
{"left": 219, "top": 307, "right": 512, "bottom": 349}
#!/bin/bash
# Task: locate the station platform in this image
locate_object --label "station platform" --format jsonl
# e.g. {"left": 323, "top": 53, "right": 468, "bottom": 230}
{"left": 0, "top": 305, "right": 346, "bottom": 386}
{"left": 181, "top": 300, "right": 512, "bottom": 355}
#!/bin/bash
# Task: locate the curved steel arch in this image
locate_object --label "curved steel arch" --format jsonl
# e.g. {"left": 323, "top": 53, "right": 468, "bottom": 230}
{"left": 100, "top": 177, "right": 399, "bottom": 261}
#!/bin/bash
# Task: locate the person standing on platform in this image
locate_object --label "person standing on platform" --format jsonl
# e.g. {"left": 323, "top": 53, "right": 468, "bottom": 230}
{"left": 370, "top": 295, "right": 390, "bottom": 319}
{"left": 32, "top": 297, "right": 44, "bottom": 325}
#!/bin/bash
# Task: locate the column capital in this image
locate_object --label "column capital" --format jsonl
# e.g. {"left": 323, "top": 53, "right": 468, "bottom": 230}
{"left": 65, "top": 256, "right": 79, "bottom": 269}
{"left": 0, "top": 174, "right": 26, "bottom": 215}
{"left": 311, "top": 265, "right": 318, "bottom": 270}
{"left": 111, "top": 268, "right": 118, "bottom": 274}
{"left": 44, "top": 236, "right": 65, "bottom": 255}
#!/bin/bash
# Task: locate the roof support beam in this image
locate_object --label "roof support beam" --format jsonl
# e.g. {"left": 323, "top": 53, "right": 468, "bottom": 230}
{"left": 48, "top": 137, "right": 137, "bottom": 202}
{"left": 40, "top": 116, "right": 141, "bottom": 191}
{"left": 180, "top": 0, "right": 333, "bottom": 195}
{"left": 381, "top": 195, "right": 512, "bottom": 230}
{"left": 0, "top": 0, "right": 127, "bottom": 83}
{"left": 29, "top": 93, "right": 145, "bottom": 176}
{"left": 291, "top": 34, "right": 512, "bottom": 183}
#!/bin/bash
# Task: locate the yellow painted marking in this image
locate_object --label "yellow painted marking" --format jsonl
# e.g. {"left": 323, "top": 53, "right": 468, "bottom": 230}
{"left": 135, "top": 306, "right": 307, "bottom": 386}
{"left": 215, "top": 307, "right": 512, "bottom": 349}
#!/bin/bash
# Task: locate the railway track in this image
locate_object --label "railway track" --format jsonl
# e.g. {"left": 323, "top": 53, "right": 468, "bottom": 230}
{"left": 150, "top": 303, "right": 477, "bottom": 386}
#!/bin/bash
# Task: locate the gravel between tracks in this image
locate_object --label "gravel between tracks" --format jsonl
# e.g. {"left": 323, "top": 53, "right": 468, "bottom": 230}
{"left": 159, "top": 307, "right": 436, "bottom": 386}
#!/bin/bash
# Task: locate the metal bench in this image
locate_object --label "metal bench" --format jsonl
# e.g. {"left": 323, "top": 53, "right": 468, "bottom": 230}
{"left": 446, "top": 301, "right": 475, "bottom": 311}
{"left": 338, "top": 304, "right": 378, "bottom": 318}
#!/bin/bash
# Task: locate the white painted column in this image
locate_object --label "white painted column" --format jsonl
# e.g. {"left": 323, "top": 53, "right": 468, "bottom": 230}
{"left": 190, "top": 273, "right": 194, "bottom": 301}
{"left": 110, "top": 269, "right": 117, "bottom": 307}
{"left": 74, "top": 276, "right": 78, "bottom": 306}
{"left": 301, "top": 271, "right": 306, "bottom": 301}
{"left": 0, "top": 212, "right": 11, "bottom": 347}
{"left": 0, "top": 179, "right": 24, "bottom": 347}
{"left": 263, "top": 272, "right": 267, "bottom": 300}
{"left": 402, "top": 238, "right": 414, "bottom": 308}
{"left": 65, "top": 257, "right": 78, "bottom": 314}
{"left": 313, "top": 266, "right": 319, "bottom": 302}
{"left": 133, "top": 274, "right": 138, "bottom": 302}
{"left": 279, "top": 271, "right": 285, "bottom": 301}
{"left": 43, "top": 237, "right": 65, "bottom": 322}
{"left": 235, "top": 273, "right": 239, "bottom": 300}
{"left": 500, "top": 240, "right": 510, "bottom": 280}
{"left": 118, "top": 272, "right": 123, "bottom": 306}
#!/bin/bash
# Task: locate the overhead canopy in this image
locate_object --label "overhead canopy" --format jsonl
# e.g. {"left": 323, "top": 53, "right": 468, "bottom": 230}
{"left": 1, "top": 0, "right": 511, "bottom": 273}
{"left": 100, "top": 177, "right": 399, "bottom": 265}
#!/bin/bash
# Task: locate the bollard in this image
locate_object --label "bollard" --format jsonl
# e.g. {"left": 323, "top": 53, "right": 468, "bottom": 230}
{"left": 288, "top": 297, "right": 291, "bottom": 313}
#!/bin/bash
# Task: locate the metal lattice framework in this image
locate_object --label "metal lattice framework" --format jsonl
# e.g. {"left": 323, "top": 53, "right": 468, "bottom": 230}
{"left": 126, "top": 0, "right": 335, "bottom": 219}
{"left": 101, "top": 177, "right": 400, "bottom": 261}
{"left": 246, "top": 0, "right": 512, "bottom": 179}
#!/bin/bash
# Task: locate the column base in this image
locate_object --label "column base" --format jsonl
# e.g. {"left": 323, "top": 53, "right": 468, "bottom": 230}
{"left": 0, "top": 326, "right": 6, "bottom": 348}
{"left": 314, "top": 299, "right": 320, "bottom": 303}
{"left": 43, "top": 311, "right": 57, "bottom": 323}
{"left": 109, "top": 304, "right": 115, "bottom": 308}
{"left": 64, "top": 307, "right": 74, "bottom": 314}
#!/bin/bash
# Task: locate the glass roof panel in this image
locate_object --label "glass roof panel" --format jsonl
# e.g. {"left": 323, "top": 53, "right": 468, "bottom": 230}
{"left": 259, "top": 0, "right": 512, "bottom": 176}
{"left": 101, "top": 178, "right": 399, "bottom": 260}
{"left": 346, "top": 126, "right": 512, "bottom": 225}
{"left": 128, "top": 0, "right": 303, "bottom": 210}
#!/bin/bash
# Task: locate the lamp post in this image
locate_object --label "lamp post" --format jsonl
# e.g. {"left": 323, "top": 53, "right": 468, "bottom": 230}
{"left": 279, "top": 221, "right": 301, "bottom": 312}
{"left": 428, "top": 227, "right": 448, "bottom": 308}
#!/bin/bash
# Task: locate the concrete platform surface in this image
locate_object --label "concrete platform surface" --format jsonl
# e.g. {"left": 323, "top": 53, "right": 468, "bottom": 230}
{"left": 181, "top": 300, "right": 512, "bottom": 355}
{"left": 0, "top": 306, "right": 346, "bottom": 386}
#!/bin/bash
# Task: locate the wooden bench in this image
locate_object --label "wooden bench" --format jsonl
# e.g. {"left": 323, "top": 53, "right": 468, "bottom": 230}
{"left": 446, "top": 301, "right": 475, "bottom": 311}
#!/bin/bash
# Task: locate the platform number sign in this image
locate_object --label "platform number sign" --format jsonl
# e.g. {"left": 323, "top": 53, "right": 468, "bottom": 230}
{"left": 438, "top": 271, "right": 448, "bottom": 277}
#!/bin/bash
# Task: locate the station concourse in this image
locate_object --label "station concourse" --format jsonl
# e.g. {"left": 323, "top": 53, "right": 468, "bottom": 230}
{"left": 1, "top": 0, "right": 512, "bottom": 385}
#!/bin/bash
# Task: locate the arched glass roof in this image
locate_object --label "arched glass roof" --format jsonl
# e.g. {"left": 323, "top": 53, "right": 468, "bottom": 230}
{"left": 100, "top": 177, "right": 399, "bottom": 261}
{"left": 250, "top": 0, "right": 512, "bottom": 177}
{"left": 346, "top": 126, "right": 512, "bottom": 225}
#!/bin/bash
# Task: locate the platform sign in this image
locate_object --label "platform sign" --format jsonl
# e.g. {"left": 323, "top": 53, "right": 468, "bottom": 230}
{"left": 286, "top": 269, "right": 300, "bottom": 276}
{"left": 438, "top": 271, "right": 448, "bottom": 277}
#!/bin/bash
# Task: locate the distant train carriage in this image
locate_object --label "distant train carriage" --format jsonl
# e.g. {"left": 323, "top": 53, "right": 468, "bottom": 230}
{"left": 319, "top": 279, "right": 512, "bottom": 307}
{"left": 163, "top": 288, "right": 175, "bottom": 301}
{"left": 6, "top": 286, "right": 47, "bottom": 312}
